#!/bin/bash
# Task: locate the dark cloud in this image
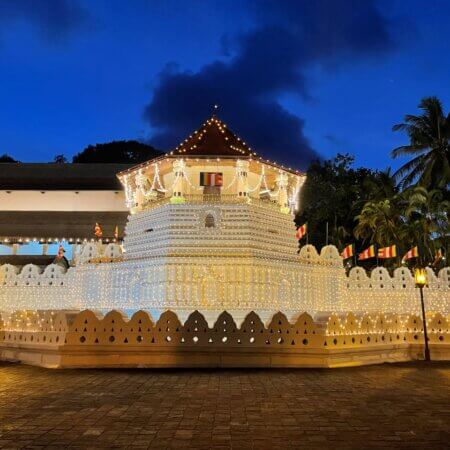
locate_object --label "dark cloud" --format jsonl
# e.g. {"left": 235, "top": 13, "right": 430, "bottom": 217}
{"left": 0, "top": 0, "right": 91, "bottom": 42}
{"left": 144, "top": 0, "right": 395, "bottom": 169}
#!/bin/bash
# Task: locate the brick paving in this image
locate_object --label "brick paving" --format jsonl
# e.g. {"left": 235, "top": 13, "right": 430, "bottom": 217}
{"left": 0, "top": 362, "right": 449, "bottom": 449}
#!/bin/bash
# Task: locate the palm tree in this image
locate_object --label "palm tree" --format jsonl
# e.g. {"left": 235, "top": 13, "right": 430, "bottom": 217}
{"left": 354, "top": 198, "right": 404, "bottom": 247}
{"left": 392, "top": 96, "right": 450, "bottom": 189}
{"left": 402, "top": 186, "right": 450, "bottom": 265}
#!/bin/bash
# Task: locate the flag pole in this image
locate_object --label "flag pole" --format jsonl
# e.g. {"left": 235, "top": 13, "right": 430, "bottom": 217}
{"left": 325, "top": 222, "right": 329, "bottom": 246}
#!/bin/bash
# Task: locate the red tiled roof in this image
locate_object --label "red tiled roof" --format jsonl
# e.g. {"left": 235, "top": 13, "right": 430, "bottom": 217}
{"left": 170, "top": 115, "right": 256, "bottom": 158}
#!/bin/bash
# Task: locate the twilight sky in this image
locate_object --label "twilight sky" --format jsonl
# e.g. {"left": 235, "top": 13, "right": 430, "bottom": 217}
{"left": 0, "top": 0, "right": 449, "bottom": 170}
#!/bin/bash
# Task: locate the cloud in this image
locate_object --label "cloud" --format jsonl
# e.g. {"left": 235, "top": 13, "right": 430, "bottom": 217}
{"left": 144, "top": 0, "right": 395, "bottom": 169}
{"left": 0, "top": 0, "right": 91, "bottom": 42}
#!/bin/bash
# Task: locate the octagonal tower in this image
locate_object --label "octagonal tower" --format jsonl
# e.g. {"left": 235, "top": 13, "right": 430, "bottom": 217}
{"left": 116, "top": 115, "right": 307, "bottom": 310}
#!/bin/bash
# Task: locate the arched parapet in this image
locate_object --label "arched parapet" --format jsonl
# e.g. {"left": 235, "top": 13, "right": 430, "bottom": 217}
{"left": 67, "top": 309, "right": 103, "bottom": 345}
{"left": 393, "top": 267, "right": 414, "bottom": 289}
{"left": 370, "top": 267, "right": 393, "bottom": 289}
{"left": 125, "top": 310, "right": 154, "bottom": 345}
{"left": 425, "top": 267, "right": 439, "bottom": 288}
{"left": 41, "top": 264, "right": 67, "bottom": 286}
{"left": 154, "top": 310, "right": 183, "bottom": 345}
{"left": 0, "top": 264, "right": 19, "bottom": 284}
{"left": 373, "top": 313, "right": 389, "bottom": 333}
{"left": 182, "top": 310, "right": 210, "bottom": 345}
{"left": 129, "top": 310, "right": 154, "bottom": 330}
{"left": 43, "top": 264, "right": 66, "bottom": 278}
{"left": 78, "top": 243, "right": 100, "bottom": 263}
{"left": 341, "top": 312, "right": 359, "bottom": 334}
{"left": 359, "top": 314, "right": 375, "bottom": 334}
{"left": 292, "top": 312, "right": 323, "bottom": 346}
{"left": 239, "top": 311, "right": 267, "bottom": 346}
{"left": 347, "top": 267, "right": 369, "bottom": 288}
{"left": 8, "top": 310, "right": 40, "bottom": 330}
{"left": 298, "top": 245, "right": 320, "bottom": 264}
{"left": 319, "top": 245, "right": 342, "bottom": 267}
{"left": 212, "top": 311, "right": 238, "bottom": 345}
{"left": 325, "top": 313, "right": 343, "bottom": 335}
{"left": 404, "top": 314, "right": 422, "bottom": 332}
{"left": 53, "top": 311, "right": 79, "bottom": 333}
{"left": 103, "top": 243, "right": 123, "bottom": 259}
{"left": 438, "top": 267, "right": 450, "bottom": 289}
{"left": 97, "top": 310, "right": 129, "bottom": 345}
{"left": 18, "top": 264, "right": 42, "bottom": 283}
{"left": 427, "top": 312, "right": 447, "bottom": 332}
{"left": 266, "top": 311, "right": 292, "bottom": 346}
{"left": 385, "top": 314, "right": 402, "bottom": 333}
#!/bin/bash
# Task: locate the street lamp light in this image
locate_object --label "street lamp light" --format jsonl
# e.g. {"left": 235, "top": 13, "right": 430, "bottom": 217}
{"left": 414, "top": 268, "right": 430, "bottom": 361}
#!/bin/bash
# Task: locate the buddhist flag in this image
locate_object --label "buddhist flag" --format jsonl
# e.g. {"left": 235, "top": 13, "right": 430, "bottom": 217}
{"left": 114, "top": 226, "right": 119, "bottom": 240}
{"left": 200, "top": 172, "right": 223, "bottom": 186}
{"left": 94, "top": 223, "right": 103, "bottom": 238}
{"left": 434, "top": 248, "right": 443, "bottom": 264}
{"left": 358, "top": 245, "right": 376, "bottom": 260}
{"left": 378, "top": 245, "right": 397, "bottom": 259}
{"left": 295, "top": 223, "right": 307, "bottom": 240}
{"left": 341, "top": 244, "right": 354, "bottom": 259}
{"left": 402, "top": 246, "right": 418, "bottom": 262}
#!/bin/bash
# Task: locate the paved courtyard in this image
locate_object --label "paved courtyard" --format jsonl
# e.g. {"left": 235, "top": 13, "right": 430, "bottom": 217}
{"left": 0, "top": 362, "right": 449, "bottom": 449}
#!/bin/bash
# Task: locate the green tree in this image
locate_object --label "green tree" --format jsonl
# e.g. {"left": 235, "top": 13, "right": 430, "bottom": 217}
{"left": 53, "top": 154, "right": 68, "bottom": 163}
{"left": 392, "top": 96, "right": 450, "bottom": 189}
{"left": 354, "top": 198, "right": 404, "bottom": 248}
{"left": 73, "top": 140, "right": 161, "bottom": 163}
{"left": 0, "top": 153, "right": 18, "bottom": 163}
{"left": 402, "top": 186, "right": 450, "bottom": 265}
{"left": 297, "top": 154, "right": 394, "bottom": 250}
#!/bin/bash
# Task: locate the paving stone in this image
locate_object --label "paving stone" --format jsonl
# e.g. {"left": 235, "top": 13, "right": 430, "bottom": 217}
{"left": 0, "top": 361, "right": 449, "bottom": 449}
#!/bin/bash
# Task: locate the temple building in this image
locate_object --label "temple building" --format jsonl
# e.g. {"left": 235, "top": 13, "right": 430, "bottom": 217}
{"left": 1, "top": 115, "right": 449, "bottom": 320}
{"left": 111, "top": 114, "right": 307, "bottom": 310}
{"left": 0, "top": 163, "right": 131, "bottom": 265}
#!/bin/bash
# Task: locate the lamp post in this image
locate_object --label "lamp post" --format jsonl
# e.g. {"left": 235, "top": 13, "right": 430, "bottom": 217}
{"left": 414, "top": 268, "right": 430, "bottom": 361}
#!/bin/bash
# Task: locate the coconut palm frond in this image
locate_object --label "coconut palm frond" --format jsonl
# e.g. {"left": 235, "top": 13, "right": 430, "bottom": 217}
{"left": 391, "top": 145, "right": 428, "bottom": 159}
{"left": 391, "top": 96, "right": 450, "bottom": 189}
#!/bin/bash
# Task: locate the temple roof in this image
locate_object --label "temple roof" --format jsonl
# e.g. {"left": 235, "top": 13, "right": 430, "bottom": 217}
{"left": 119, "top": 114, "right": 303, "bottom": 176}
{"left": 0, "top": 163, "right": 132, "bottom": 190}
{"left": 170, "top": 115, "right": 255, "bottom": 158}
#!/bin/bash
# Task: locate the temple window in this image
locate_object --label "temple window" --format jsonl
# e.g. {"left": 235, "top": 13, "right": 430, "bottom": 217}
{"left": 205, "top": 214, "right": 215, "bottom": 228}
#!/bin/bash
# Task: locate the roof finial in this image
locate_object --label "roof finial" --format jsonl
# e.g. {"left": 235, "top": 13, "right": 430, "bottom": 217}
{"left": 212, "top": 104, "right": 219, "bottom": 117}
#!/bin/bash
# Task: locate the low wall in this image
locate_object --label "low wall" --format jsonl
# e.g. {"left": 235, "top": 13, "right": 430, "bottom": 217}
{"left": 1, "top": 244, "right": 449, "bottom": 314}
{"left": 1, "top": 309, "right": 448, "bottom": 368}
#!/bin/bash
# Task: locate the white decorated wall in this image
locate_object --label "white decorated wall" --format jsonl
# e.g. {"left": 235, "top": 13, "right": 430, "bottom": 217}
{"left": 0, "top": 190, "right": 127, "bottom": 212}
{"left": 0, "top": 243, "right": 449, "bottom": 314}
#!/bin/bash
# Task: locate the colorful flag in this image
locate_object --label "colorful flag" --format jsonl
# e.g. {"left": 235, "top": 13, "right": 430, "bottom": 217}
{"left": 114, "top": 226, "right": 119, "bottom": 240}
{"left": 358, "top": 245, "right": 376, "bottom": 260}
{"left": 378, "top": 245, "right": 397, "bottom": 259}
{"left": 402, "top": 246, "right": 418, "bottom": 262}
{"left": 434, "top": 248, "right": 443, "bottom": 265}
{"left": 295, "top": 223, "right": 307, "bottom": 240}
{"left": 200, "top": 172, "right": 223, "bottom": 186}
{"left": 94, "top": 223, "right": 103, "bottom": 238}
{"left": 57, "top": 244, "right": 65, "bottom": 258}
{"left": 341, "top": 244, "right": 354, "bottom": 259}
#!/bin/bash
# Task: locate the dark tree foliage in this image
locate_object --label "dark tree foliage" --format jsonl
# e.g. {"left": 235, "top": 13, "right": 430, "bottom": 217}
{"left": 296, "top": 154, "right": 397, "bottom": 254}
{"left": 0, "top": 153, "right": 18, "bottom": 163}
{"left": 72, "top": 140, "right": 162, "bottom": 163}
{"left": 53, "top": 154, "right": 68, "bottom": 163}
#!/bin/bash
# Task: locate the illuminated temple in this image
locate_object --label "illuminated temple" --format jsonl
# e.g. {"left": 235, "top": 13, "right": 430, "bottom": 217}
{"left": 114, "top": 114, "right": 309, "bottom": 311}
{"left": 0, "top": 115, "right": 449, "bottom": 368}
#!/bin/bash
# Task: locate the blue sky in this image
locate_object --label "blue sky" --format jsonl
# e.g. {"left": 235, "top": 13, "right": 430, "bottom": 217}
{"left": 0, "top": 0, "right": 449, "bottom": 171}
